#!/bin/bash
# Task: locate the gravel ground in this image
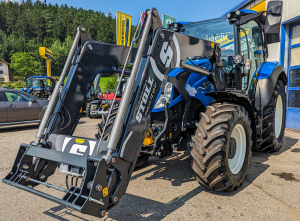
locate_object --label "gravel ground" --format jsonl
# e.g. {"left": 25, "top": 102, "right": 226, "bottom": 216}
{"left": 0, "top": 116, "right": 300, "bottom": 221}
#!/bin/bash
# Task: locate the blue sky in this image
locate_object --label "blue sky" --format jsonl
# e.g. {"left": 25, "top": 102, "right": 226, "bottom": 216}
{"left": 46, "top": 0, "right": 240, "bottom": 24}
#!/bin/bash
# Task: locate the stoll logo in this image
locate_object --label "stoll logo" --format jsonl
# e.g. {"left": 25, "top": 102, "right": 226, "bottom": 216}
{"left": 160, "top": 41, "right": 173, "bottom": 68}
{"left": 136, "top": 77, "right": 154, "bottom": 123}
{"left": 150, "top": 33, "right": 181, "bottom": 81}
{"left": 135, "top": 34, "right": 180, "bottom": 123}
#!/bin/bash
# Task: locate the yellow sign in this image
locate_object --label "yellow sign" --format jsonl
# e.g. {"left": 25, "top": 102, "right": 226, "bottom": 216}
{"left": 39, "top": 47, "right": 53, "bottom": 77}
{"left": 116, "top": 11, "right": 132, "bottom": 46}
{"left": 39, "top": 47, "right": 53, "bottom": 60}
{"left": 103, "top": 187, "right": 109, "bottom": 197}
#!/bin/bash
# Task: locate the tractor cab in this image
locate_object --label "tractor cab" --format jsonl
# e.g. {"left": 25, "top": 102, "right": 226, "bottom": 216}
{"left": 178, "top": 4, "right": 282, "bottom": 99}
{"left": 22, "top": 76, "right": 56, "bottom": 99}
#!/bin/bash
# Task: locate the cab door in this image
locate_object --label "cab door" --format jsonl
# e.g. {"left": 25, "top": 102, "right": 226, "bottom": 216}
{"left": 0, "top": 91, "right": 8, "bottom": 123}
{"left": 4, "top": 91, "right": 41, "bottom": 122}
{"left": 240, "top": 20, "right": 264, "bottom": 91}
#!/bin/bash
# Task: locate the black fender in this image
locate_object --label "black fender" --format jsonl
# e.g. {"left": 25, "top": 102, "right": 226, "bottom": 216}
{"left": 255, "top": 65, "right": 287, "bottom": 109}
{"left": 206, "top": 91, "right": 257, "bottom": 150}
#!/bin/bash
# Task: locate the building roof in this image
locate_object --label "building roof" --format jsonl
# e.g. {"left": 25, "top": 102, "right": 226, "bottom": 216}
{"left": 221, "top": 0, "right": 253, "bottom": 17}
{"left": 0, "top": 59, "right": 10, "bottom": 65}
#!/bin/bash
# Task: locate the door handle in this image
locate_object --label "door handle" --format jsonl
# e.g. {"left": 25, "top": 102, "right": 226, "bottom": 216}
{"left": 9, "top": 104, "right": 14, "bottom": 108}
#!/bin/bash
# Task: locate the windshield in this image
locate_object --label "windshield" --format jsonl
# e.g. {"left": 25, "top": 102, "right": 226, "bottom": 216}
{"left": 180, "top": 18, "right": 235, "bottom": 52}
{"left": 26, "top": 79, "right": 32, "bottom": 87}
{"left": 32, "top": 80, "right": 43, "bottom": 87}
{"left": 180, "top": 18, "right": 235, "bottom": 75}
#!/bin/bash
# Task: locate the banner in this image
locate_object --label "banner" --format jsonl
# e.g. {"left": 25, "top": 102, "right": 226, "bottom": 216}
{"left": 162, "top": 13, "right": 176, "bottom": 28}
{"left": 116, "top": 11, "right": 132, "bottom": 46}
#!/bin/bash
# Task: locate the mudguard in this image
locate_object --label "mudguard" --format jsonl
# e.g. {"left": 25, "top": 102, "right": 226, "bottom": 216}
{"left": 255, "top": 62, "right": 287, "bottom": 109}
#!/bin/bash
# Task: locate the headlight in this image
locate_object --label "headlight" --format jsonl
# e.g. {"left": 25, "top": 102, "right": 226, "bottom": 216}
{"left": 234, "top": 54, "right": 243, "bottom": 64}
{"left": 154, "top": 82, "right": 173, "bottom": 109}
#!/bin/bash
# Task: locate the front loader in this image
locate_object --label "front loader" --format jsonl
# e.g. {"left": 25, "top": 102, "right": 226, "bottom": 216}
{"left": 3, "top": 1, "right": 286, "bottom": 218}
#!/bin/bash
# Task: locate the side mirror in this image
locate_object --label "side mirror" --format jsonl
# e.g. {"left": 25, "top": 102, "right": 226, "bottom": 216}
{"left": 31, "top": 99, "right": 36, "bottom": 103}
{"left": 265, "top": 1, "right": 283, "bottom": 44}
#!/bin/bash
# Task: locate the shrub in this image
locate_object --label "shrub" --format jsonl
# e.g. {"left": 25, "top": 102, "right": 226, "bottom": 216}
{"left": 103, "top": 75, "right": 118, "bottom": 91}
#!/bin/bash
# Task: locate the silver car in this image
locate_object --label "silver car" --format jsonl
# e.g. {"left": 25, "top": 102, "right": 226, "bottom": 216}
{"left": 0, "top": 87, "right": 48, "bottom": 126}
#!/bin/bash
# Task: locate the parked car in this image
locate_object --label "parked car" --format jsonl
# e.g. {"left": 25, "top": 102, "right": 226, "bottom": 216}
{"left": 0, "top": 87, "right": 48, "bottom": 126}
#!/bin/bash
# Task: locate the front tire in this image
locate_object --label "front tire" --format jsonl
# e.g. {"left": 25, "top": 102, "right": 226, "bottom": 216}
{"left": 256, "top": 80, "right": 286, "bottom": 152}
{"left": 191, "top": 103, "right": 252, "bottom": 191}
{"left": 96, "top": 106, "right": 150, "bottom": 168}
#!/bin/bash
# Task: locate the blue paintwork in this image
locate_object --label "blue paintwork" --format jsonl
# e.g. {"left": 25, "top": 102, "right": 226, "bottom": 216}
{"left": 152, "top": 59, "right": 214, "bottom": 113}
{"left": 239, "top": 9, "right": 257, "bottom": 14}
{"left": 257, "top": 61, "right": 280, "bottom": 80}
{"left": 254, "top": 50, "right": 264, "bottom": 54}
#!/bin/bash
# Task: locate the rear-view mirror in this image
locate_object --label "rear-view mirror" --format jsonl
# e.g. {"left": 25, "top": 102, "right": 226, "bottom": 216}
{"left": 265, "top": 1, "right": 283, "bottom": 44}
{"left": 31, "top": 98, "right": 36, "bottom": 103}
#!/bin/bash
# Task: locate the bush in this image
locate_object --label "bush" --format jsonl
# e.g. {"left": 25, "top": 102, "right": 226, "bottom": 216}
{"left": 0, "top": 81, "right": 26, "bottom": 89}
{"left": 102, "top": 75, "right": 118, "bottom": 91}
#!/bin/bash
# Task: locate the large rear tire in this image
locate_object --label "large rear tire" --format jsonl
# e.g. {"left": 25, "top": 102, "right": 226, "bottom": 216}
{"left": 256, "top": 80, "right": 286, "bottom": 152}
{"left": 191, "top": 103, "right": 252, "bottom": 191}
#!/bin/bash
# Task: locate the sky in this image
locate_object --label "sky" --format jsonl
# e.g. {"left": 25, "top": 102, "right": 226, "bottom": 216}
{"left": 44, "top": 0, "right": 241, "bottom": 25}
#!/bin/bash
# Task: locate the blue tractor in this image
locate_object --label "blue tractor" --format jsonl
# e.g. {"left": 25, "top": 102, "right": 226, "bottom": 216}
{"left": 3, "top": 1, "right": 286, "bottom": 217}
{"left": 21, "top": 75, "right": 57, "bottom": 99}
{"left": 99, "top": 3, "right": 287, "bottom": 189}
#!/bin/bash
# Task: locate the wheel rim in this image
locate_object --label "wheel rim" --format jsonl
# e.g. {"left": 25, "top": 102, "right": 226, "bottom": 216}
{"left": 275, "top": 95, "right": 283, "bottom": 138}
{"left": 228, "top": 124, "right": 246, "bottom": 174}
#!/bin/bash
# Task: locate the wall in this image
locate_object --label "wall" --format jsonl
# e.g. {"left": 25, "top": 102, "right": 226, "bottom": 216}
{"left": 267, "top": 0, "right": 300, "bottom": 63}
{"left": 0, "top": 62, "right": 10, "bottom": 82}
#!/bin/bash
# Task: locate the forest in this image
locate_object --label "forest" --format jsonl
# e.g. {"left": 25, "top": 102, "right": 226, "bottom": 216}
{"left": 0, "top": 0, "right": 136, "bottom": 77}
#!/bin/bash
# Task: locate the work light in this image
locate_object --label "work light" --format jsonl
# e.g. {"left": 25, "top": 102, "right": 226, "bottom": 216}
{"left": 234, "top": 54, "right": 243, "bottom": 64}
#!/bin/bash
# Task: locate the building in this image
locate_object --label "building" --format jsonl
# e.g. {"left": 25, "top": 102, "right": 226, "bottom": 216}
{"left": 223, "top": 0, "right": 300, "bottom": 131}
{"left": 0, "top": 59, "right": 10, "bottom": 83}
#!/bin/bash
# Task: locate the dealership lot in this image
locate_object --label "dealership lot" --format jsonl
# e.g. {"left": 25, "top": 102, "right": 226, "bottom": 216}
{"left": 0, "top": 116, "right": 300, "bottom": 221}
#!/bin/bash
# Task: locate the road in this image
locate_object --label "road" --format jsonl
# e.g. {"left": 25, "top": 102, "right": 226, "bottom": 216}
{"left": 0, "top": 116, "right": 300, "bottom": 220}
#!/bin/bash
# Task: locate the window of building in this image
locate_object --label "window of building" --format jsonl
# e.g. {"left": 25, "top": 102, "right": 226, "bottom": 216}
{"left": 0, "top": 63, "right": 3, "bottom": 66}
{"left": 0, "top": 71, "right": 3, "bottom": 74}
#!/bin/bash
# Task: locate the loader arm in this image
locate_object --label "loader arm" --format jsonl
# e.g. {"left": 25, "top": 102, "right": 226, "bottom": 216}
{"left": 3, "top": 8, "right": 218, "bottom": 218}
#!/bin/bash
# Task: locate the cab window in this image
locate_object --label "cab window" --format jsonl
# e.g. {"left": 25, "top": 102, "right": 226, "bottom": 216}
{"left": 240, "top": 20, "right": 264, "bottom": 91}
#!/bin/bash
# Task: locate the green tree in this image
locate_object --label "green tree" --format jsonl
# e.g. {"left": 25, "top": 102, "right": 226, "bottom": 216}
{"left": 10, "top": 52, "right": 42, "bottom": 77}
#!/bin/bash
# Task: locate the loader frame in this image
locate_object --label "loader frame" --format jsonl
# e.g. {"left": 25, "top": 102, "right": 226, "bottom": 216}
{"left": 2, "top": 8, "right": 221, "bottom": 217}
